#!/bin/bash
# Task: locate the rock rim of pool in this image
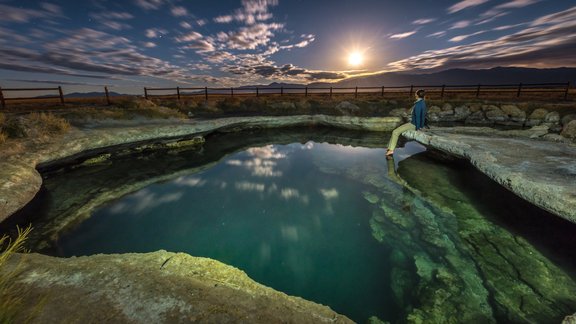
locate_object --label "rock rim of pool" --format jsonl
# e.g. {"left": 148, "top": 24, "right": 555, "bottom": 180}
{"left": 2, "top": 250, "right": 353, "bottom": 323}
{"left": 403, "top": 126, "right": 576, "bottom": 224}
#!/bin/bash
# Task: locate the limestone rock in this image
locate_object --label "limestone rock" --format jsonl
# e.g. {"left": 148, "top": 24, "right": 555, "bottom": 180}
{"left": 454, "top": 105, "right": 471, "bottom": 120}
{"left": 469, "top": 104, "right": 482, "bottom": 113}
{"left": 335, "top": 101, "right": 360, "bottom": 116}
{"left": 561, "top": 114, "right": 576, "bottom": 127}
{"left": 500, "top": 105, "right": 526, "bottom": 123}
{"left": 545, "top": 111, "right": 560, "bottom": 123}
{"left": 526, "top": 108, "right": 549, "bottom": 126}
{"left": 465, "top": 111, "right": 489, "bottom": 125}
{"left": 427, "top": 106, "right": 442, "bottom": 122}
{"left": 441, "top": 103, "right": 453, "bottom": 111}
{"left": 389, "top": 108, "right": 409, "bottom": 118}
{"left": 484, "top": 106, "right": 508, "bottom": 122}
{"left": 561, "top": 120, "right": 576, "bottom": 140}
{"left": 3, "top": 251, "right": 353, "bottom": 323}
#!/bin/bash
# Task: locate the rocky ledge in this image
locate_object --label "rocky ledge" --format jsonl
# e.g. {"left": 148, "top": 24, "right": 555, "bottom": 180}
{"left": 0, "top": 115, "right": 401, "bottom": 222}
{"left": 2, "top": 250, "right": 351, "bottom": 323}
{"left": 403, "top": 126, "right": 576, "bottom": 223}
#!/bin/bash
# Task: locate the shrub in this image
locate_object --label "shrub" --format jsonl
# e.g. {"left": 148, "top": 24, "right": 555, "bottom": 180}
{"left": 0, "top": 226, "right": 34, "bottom": 322}
{"left": 27, "top": 112, "right": 71, "bottom": 134}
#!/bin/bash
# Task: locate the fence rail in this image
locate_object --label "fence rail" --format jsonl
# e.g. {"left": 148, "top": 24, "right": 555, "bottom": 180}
{"left": 0, "top": 82, "right": 572, "bottom": 109}
{"left": 144, "top": 82, "right": 571, "bottom": 101}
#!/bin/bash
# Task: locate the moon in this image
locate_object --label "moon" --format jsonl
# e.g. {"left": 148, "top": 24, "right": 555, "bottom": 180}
{"left": 348, "top": 52, "right": 364, "bottom": 66}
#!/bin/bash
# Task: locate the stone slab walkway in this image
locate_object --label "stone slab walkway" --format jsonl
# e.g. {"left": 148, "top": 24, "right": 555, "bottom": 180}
{"left": 403, "top": 126, "right": 576, "bottom": 223}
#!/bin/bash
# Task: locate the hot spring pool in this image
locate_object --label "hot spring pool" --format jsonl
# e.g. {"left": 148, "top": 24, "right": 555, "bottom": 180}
{"left": 6, "top": 128, "right": 576, "bottom": 323}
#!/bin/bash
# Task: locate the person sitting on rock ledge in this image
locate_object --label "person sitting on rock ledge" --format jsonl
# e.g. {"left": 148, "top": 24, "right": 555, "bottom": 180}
{"left": 386, "top": 89, "right": 427, "bottom": 156}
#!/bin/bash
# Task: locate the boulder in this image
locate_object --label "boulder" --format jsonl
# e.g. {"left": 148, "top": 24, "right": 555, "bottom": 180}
{"left": 469, "top": 104, "right": 482, "bottom": 113}
{"left": 335, "top": 101, "right": 360, "bottom": 116}
{"left": 389, "top": 108, "right": 409, "bottom": 118}
{"left": 465, "top": 111, "right": 489, "bottom": 125}
{"left": 500, "top": 105, "right": 526, "bottom": 123}
{"left": 561, "top": 114, "right": 576, "bottom": 127}
{"left": 454, "top": 106, "right": 471, "bottom": 120}
{"left": 484, "top": 106, "right": 508, "bottom": 123}
{"left": 427, "top": 106, "right": 442, "bottom": 122}
{"left": 441, "top": 103, "right": 453, "bottom": 111}
{"left": 561, "top": 120, "right": 576, "bottom": 140}
{"left": 526, "top": 108, "right": 549, "bottom": 126}
{"left": 545, "top": 111, "right": 560, "bottom": 123}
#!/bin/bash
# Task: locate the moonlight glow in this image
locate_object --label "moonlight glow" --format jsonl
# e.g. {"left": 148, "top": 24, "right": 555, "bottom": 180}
{"left": 348, "top": 52, "right": 364, "bottom": 66}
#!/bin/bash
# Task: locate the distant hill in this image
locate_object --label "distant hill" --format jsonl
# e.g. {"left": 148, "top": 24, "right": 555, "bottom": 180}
{"left": 64, "top": 91, "right": 126, "bottom": 98}
{"left": 311, "top": 67, "right": 576, "bottom": 88}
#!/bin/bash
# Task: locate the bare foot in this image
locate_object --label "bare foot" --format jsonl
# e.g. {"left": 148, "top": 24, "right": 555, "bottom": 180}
{"left": 385, "top": 150, "right": 394, "bottom": 156}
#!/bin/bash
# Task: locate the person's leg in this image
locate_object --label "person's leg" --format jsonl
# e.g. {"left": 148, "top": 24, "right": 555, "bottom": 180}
{"left": 387, "top": 123, "right": 416, "bottom": 153}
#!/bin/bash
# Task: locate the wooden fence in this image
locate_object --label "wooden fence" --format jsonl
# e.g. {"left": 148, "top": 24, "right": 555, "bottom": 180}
{"left": 144, "top": 82, "right": 571, "bottom": 101}
{"left": 0, "top": 82, "right": 572, "bottom": 109}
{"left": 0, "top": 86, "right": 114, "bottom": 109}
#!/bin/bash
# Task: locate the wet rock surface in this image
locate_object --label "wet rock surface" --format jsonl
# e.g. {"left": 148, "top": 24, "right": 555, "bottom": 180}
{"left": 403, "top": 126, "right": 576, "bottom": 223}
{"left": 2, "top": 251, "right": 352, "bottom": 323}
{"left": 0, "top": 115, "right": 401, "bottom": 222}
{"left": 311, "top": 150, "right": 576, "bottom": 323}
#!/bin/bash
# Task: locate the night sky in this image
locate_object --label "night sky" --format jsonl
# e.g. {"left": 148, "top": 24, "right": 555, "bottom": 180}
{"left": 0, "top": 0, "right": 575, "bottom": 93}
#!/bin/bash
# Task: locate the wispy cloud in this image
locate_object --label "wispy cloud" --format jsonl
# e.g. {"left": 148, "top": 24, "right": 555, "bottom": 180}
{"left": 428, "top": 31, "right": 447, "bottom": 38}
{"left": 214, "top": 0, "right": 278, "bottom": 25}
{"left": 449, "top": 20, "right": 472, "bottom": 29}
{"left": 134, "top": 0, "right": 166, "bottom": 10}
{"left": 390, "top": 30, "right": 417, "bottom": 39}
{"left": 170, "top": 6, "right": 188, "bottom": 17}
{"left": 89, "top": 11, "right": 134, "bottom": 31}
{"left": 0, "top": 3, "right": 63, "bottom": 23}
{"left": 388, "top": 6, "right": 576, "bottom": 71}
{"left": 447, "top": 0, "right": 490, "bottom": 14}
{"left": 449, "top": 30, "right": 486, "bottom": 42}
{"left": 412, "top": 18, "right": 436, "bottom": 25}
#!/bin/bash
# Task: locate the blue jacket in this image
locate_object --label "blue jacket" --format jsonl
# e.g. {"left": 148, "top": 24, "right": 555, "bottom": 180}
{"left": 411, "top": 99, "right": 427, "bottom": 130}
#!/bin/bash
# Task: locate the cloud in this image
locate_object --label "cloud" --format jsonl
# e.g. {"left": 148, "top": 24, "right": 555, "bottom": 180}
{"left": 448, "top": 30, "right": 486, "bottom": 42}
{"left": 145, "top": 28, "right": 167, "bottom": 38}
{"left": 447, "top": 0, "right": 490, "bottom": 14}
{"left": 388, "top": 7, "right": 576, "bottom": 71}
{"left": 174, "top": 31, "right": 203, "bottom": 42}
{"left": 0, "top": 3, "right": 62, "bottom": 23}
{"left": 219, "top": 23, "right": 284, "bottom": 50}
{"left": 214, "top": 0, "right": 278, "bottom": 25}
{"left": 142, "top": 41, "right": 157, "bottom": 48}
{"left": 134, "top": 0, "right": 165, "bottom": 10}
{"left": 428, "top": 31, "right": 447, "bottom": 38}
{"left": 90, "top": 11, "right": 134, "bottom": 31}
{"left": 180, "top": 21, "right": 192, "bottom": 29}
{"left": 412, "top": 18, "right": 436, "bottom": 25}
{"left": 495, "top": 0, "right": 540, "bottom": 9}
{"left": 449, "top": 20, "right": 471, "bottom": 29}
{"left": 171, "top": 6, "right": 188, "bottom": 17}
{"left": 390, "top": 30, "right": 417, "bottom": 39}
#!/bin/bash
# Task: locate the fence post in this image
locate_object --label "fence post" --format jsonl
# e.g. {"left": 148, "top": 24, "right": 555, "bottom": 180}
{"left": 305, "top": 87, "right": 308, "bottom": 97}
{"left": 256, "top": 87, "right": 259, "bottom": 97}
{"left": 231, "top": 87, "right": 234, "bottom": 97}
{"left": 409, "top": 85, "right": 414, "bottom": 98}
{"left": 205, "top": 87, "right": 208, "bottom": 100}
{"left": 58, "top": 86, "right": 65, "bottom": 104}
{"left": 330, "top": 87, "right": 333, "bottom": 98}
{"left": 440, "top": 85, "right": 445, "bottom": 98}
{"left": 381, "top": 86, "right": 385, "bottom": 97}
{"left": 0, "top": 87, "right": 5, "bottom": 109}
{"left": 476, "top": 84, "right": 481, "bottom": 98}
{"left": 564, "top": 82, "right": 570, "bottom": 100}
{"left": 104, "top": 86, "right": 111, "bottom": 105}
{"left": 144, "top": 87, "right": 148, "bottom": 100}
{"left": 355, "top": 86, "right": 358, "bottom": 98}
{"left": 517, "top": 83, "right": 522, "bottom": 97}
{"left": 176, "top": 87, "right": 181, "bottom": 101}
{"left": 281, "top": 86, "right": 283, "bottom": 96}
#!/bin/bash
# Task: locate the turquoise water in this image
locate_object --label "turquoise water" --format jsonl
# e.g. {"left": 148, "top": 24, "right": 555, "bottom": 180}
{"left": 57, "top": 142, "right": 396, "bottom": 321}
{"left": 5, "top": 128, "right": 576, "bottom": 323}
